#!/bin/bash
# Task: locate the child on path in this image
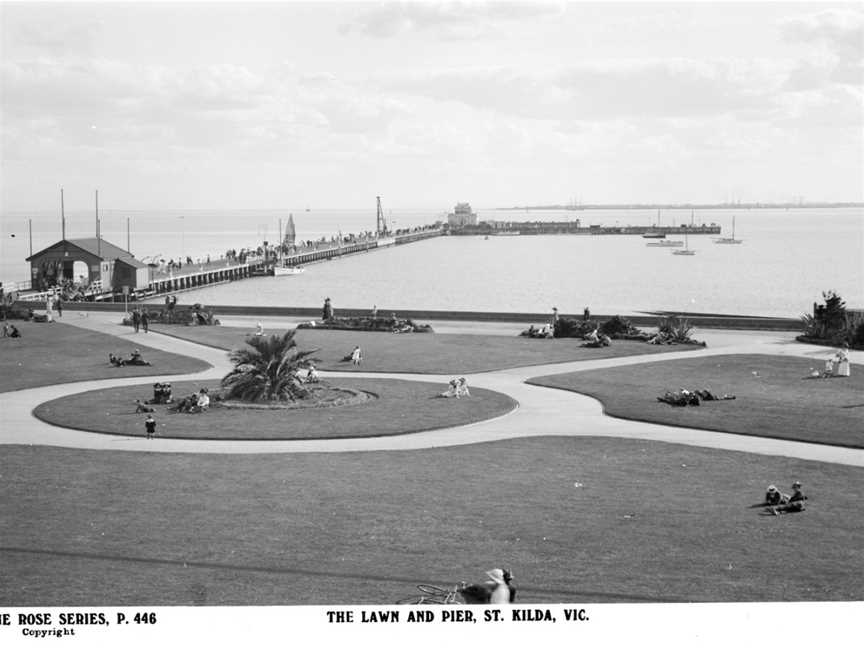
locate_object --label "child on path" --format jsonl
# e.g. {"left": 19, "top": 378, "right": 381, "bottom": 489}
{"left": 145, "top": 415, "right": 156, "bottom": 439}
{"left": 351, "top": 345, "right": 362, "bottom": 365}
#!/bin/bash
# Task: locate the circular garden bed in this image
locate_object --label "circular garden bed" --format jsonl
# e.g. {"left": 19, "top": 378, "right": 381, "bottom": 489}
{"left": 33, "top": 378, "right": 517, "bottom": 441}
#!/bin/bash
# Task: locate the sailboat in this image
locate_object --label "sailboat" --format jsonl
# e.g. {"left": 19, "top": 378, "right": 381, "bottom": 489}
{"left": 643, "top": 209, "right": 665, "bottom": 238}
{"left": 715, "top": 215, "right": 743, "bottom": 244}
{"left": 672, "top": 232, "right": 695, "bottom": 255}
{"left": 273, "top": 215, "right": 305, "bottom": 276}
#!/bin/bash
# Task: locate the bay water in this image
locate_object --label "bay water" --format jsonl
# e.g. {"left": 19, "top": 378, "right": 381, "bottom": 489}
{"left": 2, "top": 206, "right": 861, "bottom": 318}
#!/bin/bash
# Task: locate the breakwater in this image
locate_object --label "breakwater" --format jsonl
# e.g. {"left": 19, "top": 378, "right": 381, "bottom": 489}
{"left": 452, "top": 223, "right": 722, "bottom": 236}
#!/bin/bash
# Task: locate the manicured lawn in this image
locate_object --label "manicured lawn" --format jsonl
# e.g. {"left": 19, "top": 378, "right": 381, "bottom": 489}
{"left": 0, "top": 321, "right": 211, "bottom": 392}
{"left": 150, "top": 324, "right": 696, "bottom": 373}
{"left": 33, "top": 378, "right": 517, "bottom": 440}
{"left": 1, "top": 437, "right": 862, "bottom": 606}
{"left": 529, "top": 354, "right": 864, "bottom": 448}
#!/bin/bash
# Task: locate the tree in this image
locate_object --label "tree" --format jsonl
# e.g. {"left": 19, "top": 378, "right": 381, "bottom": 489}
{"left": 820, "top": 291, "right": 847, "bottom": 336}
{"left": 221, "top": 331, "right": 318, "bottom": 402}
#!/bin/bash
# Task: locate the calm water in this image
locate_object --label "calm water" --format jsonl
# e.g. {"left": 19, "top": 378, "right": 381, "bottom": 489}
{"left": 2, "top": 207, "right": 861, "bottom": 318}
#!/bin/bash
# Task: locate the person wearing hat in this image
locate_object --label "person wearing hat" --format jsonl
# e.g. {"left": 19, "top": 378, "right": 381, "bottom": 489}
{"left": 833, "top": 342, "right": 851, "bottom": 377}
{"left": 764, "top": 485, "right": 784, "bottom": 507}
{"left": 458, "top": 568, "right": 516, "bottom": 604}
{"left": 769, "top": 481, "right": 807, "bottom": 515}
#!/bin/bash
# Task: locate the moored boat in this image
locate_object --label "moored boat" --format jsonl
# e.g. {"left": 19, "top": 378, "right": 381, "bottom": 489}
{"left": 715, "top": 215, "right": 743, "bottom": 244}
{"left": 273, "top": 265, "right": 305, "bottom": 276}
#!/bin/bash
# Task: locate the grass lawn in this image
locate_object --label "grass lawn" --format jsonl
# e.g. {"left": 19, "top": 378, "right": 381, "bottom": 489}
{"left": 1, "top": 437, "right": 862, "bottom": 606}
{"left": 0, "top": 320, "right": 211, "bottom": 393}
{"left": 33, "top": 378, "right": 517, "bottom": 440}
{"left": 529, "top": 354, "right": 864, "bottom": 448}
{"left": 149, "top": 324, "right": 696, "bottom": 373}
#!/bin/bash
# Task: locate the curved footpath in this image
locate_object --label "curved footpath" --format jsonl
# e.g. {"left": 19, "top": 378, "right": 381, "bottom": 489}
{"left": 2, "top": 311, "right": 862, "bottom": 466}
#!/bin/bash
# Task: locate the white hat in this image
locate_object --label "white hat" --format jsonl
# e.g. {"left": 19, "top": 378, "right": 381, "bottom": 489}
{"left": 485, "top": 568, "right": 505, "bottom": 584}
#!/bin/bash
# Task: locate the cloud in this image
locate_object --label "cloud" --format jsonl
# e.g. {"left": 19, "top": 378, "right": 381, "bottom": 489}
{"left": 377, "top": 59, "right": 779, "bottom": 122}
{"left": 342, "top": 0, "right": 564, "bottom": 39}
{"left": 10, "top": 20, "right": 103, "bottom": 57}
{"left": 781, "top": 9, "right": 864, "bottom": 60}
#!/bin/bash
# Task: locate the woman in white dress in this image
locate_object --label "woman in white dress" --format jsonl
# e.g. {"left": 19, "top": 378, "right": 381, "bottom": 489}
{"left": 833, "top": 342, "right": 851, "bottom": 377}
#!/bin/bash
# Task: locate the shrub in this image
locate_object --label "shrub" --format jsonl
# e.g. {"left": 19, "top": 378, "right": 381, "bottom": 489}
{"left": 221, "top": 331, "right": 319, "bottom": 403}
{"left": 554, "top": 317, "right": 597, "bottom": 338}
{"left": 657, "top": 315, "right": 695, "bottom": 343}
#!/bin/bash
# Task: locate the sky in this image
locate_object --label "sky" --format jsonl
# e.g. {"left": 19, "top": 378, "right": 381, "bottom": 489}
{"left": 1, "top": 1, "right": 862, "bottom": 211}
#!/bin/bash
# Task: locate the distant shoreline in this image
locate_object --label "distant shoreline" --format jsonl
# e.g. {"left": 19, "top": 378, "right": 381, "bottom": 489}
{"left": 502, "top": 202, "right": 864, "bottom": 211}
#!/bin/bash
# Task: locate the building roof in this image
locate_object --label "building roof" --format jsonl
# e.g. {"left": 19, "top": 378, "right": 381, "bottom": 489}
{"left": 27, "top": 238, "right": 148, "bottom": 268}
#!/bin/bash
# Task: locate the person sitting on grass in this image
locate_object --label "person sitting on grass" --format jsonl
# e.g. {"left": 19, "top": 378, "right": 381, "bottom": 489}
{"left": 135, "top": 399, "right": 155, "bottom": 413}
{"left": 440, "top": 378, "right": 460, "bottom": 398}
{"left": 8, "top": 324, "right": 20, "bottom": 338}
{"left": 456, "top": 376, "right": 471, "bottom": 397}
{"left": 764, "top": 485, "right": 786, "bottom": 507}
{"left": 128, "top": 349, "right": 151, "bottom": 366}
{"left": 769, "top": 481, "right": 807, "bottom": 515}
{"left": 306, "top": 364, "right": 319, "bottom": 383}
{"left": 109, "top": 353, "right": 126, "bottom": 367}
{"left": 195, "top": 388, "right": 210, "bottom": 412}
{"left": 171, "top": 392, "right": 198, "bottom": 413}
{"left": 584, "top": 327, "right": 600, "bottom": 343}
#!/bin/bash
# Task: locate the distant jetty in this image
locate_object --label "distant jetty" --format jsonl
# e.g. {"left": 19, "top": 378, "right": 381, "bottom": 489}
{"left": 504, "top": 201, "right": 864, "bottom": 211}
{"left": 450, "top": 222, "right": 721, "bottom": 236}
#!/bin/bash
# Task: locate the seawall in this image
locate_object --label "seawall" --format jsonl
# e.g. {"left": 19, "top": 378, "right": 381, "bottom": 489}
{"left": 18, "top": 301, "right": 801, "bottom": 331}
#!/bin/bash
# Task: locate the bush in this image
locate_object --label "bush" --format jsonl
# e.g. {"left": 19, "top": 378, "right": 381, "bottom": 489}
{"left": 553, "top": 318, "right": 597, "bottom": 338}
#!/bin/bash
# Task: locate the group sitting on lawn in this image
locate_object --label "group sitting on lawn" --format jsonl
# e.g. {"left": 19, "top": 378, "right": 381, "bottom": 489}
{"left": 170, "top": 388, "right": 211, "bottom": 414}
{"left": 811, "top": 343, "right": 852, "bottom": 378}
{"left": 294, "top": 364, "right": 320, "bottom": 384}
{"left": 440, "top": 377, "right": 470, "bottom": 399}
{"left": 523, "top": 324, "right": 554, "bottom": 338}
{"left": 657, "top": 388, "right": 736, "bottom": 406}
{"left": 146, "top": 382, "right": 173, "bottom": 404}
{"left": 583, "top": 327, "right": 612, "bottom": 347}
{"left": 764, "top": 481, "right": 807, "bottom": 515}
{"left": 2, "top": 323, "right": 21, "bottom": 338}
{"left": 109, "top": 349, "right": 152, "bottom": 367}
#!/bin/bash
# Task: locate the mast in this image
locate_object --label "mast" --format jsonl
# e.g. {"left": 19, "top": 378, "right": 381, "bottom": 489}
{"left": 61, "top": 188, "right": 66, "bottom": 240}
{"left": 278, "top": 218, "right": 283, "bottom": 264}
{"left": 96, "top": 190, "right": 101, "bottom": 257}
{"left": 126, "top": 216, "right": 130, "bottom": 253}
{"left": 29, "top": 219, "right": 33, "bottom": 257}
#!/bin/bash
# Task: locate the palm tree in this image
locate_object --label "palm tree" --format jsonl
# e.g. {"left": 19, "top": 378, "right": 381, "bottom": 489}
{"left": 221, "top": 330, "right": 319, "bottom": 402}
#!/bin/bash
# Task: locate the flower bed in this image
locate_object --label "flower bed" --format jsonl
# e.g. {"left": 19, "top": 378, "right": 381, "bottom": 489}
{"left": 297, "top": 316, "right": 433, "bottom": 333}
